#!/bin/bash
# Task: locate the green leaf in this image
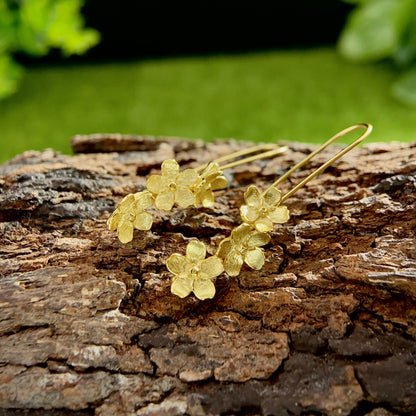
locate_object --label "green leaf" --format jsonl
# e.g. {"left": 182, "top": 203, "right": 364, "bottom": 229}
{"left": 45, "top": 0, "right": 100, "bottom": 56}
{"left": 0, "top": 0, "right": 18, "bottom": 52}
{"left": 0, "top": 53, "right": 23, "bottom": 99}
{"left": 394, "top": 0, "right": 416, "bottom": 66}
{"left": 338, "top": 0, "right": 407, "bottom": 61}
{"left": 16, "top": 0, "right": 51, "bottom": 56}
{"left": 14, "top": 0, "right": 100, "bottom": 57}
{"left": 392, "top": 67, "right": 416, "bottom": 106}
{"left": 0, "top": 0, "right": 100, "bottom": 100}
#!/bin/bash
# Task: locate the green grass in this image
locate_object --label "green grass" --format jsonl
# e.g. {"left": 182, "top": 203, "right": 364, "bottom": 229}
{"left": 1, "top": 48, "right": 416, "bottom": 164}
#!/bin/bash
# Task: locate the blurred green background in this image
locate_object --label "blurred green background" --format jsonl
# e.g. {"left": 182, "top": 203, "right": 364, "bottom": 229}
{"left": 1, "top": 0, "right": 416, "bottom": 164}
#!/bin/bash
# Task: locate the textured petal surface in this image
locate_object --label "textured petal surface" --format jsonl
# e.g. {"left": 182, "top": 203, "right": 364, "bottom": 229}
{"left": 244, "top": 247, "right": 265, "bottom": 270}
{"left": 193, "top": 278, "right": 216, "bottom": 300}
{"left": 264, "top": 186, "right": 282, "bottom": 208}
{"left": 155, "top": 190, "right": 174, "bottom": 210}
{"left": 224, "top": 249, "right": 244, "bottom": 276}
{"left": 146, "top": 175, "right": 165, "bottom": 194}
{"left": 200, "top": 256, "right": 224, "bottom": 279}
{"left": 107, "top": 212, "right": 120, "bottom": 231}
{"left": 240, "top": 205, "right": 259, "bottom": 223}
{"left": 203, "top": 171, "right": 221, "bottom": 183}
{"left": 247, "top": 231, "right": 270, "bottom": 248}
{"left": 161, "top": 159, "right": 179, "bottom": 180}
{"left": 202, "top": 162, "right": 219, "bottom": 175}
{"left": 167, "top": 254, "right": 188, "bottom": 275}
{"left": 175, "top": 188, "right": 195, "bottom": 208}
{"left": 118, "top": 220, "right": 134, "bottom": 243}
{"left": 269, "top": 206, "right": 290, "bottom": 224}
{"left": 177, "top": 169, "right": 199, "bottom": 187}
{"left": 200, "top": 189, "right": 214, "bottom": 208}
{"left": 134, "top": 212, "right": 153, "bottom": 230}
{"left": 244, "top": 185, "right": 262, "bottom": 208}
{"left": 135, "top": 191, "right": 154, "bottom": 210}
{"left": 216, "top": 239, "right": 234, "bottom": 259}
{"left": 255, "top": 216, "right": 274, "bottom": 232}
{"left": 210, "top": 176, "right": 228, "bottom": 190}
{"left": 186, "top": 240, "right": 206, "bottom": 264}
{"left": 171, "top": 277, "right": 193, "bottom": 298}
{"left": 118, "top": 194, "right": 136, "bottom": 213}
{"left": 231, "top": 223, "right": 252, "bottom": 244}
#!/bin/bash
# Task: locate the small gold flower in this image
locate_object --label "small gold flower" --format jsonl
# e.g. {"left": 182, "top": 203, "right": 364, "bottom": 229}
{"left": 240, "top": 185, "right": 289, "bottom": 232}
{"left": 216, "top": 223, "right": 270, "bottom": 276}
{"left": 193, "top": 162, "right": 228, "bottom": 208}
{"left": 146, "top": 159, "right": 199, "bottom": 210}
{"left": 107, "top": 191, "right": 154, "bottom": 243}
{"left": 167, "top": 240, "right": 224, "bottom": 300}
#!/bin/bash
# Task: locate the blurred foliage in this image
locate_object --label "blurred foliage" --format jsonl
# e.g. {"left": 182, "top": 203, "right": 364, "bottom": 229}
{"left": 0, "top": 0, "right": 99, "bottom": 99}
{"left": 338, "top": 0, "right": 416, "bottom": 106}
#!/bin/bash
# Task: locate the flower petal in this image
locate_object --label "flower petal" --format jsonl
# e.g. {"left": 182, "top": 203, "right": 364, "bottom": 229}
{"left": 107, "top": 212, "right": 120, "bottom": 231}
{"left": 244, "top": 247, "right": 265, "bottom": 270}
{"left": 199, "top": 189, "right": 214, "bottom": 208}
{"left": 175, "top": 187, "right": 195, "bottom": 208}
{"left": 255, "top": 216, "right": 274, "bottom": 232}
{"left": 200, "top": 256, "right": 224, "bottom": 279}
{"left": 231, "top": 223, "right": 252, "bottom": 244}
{"left": 224, "top": 248, "right": 244, "bottom": 276}
{"left": 186, "top": 240, "right": 206, "bottom": 263}
{"left": 216, "top": 239, "right": 234, "bottom": 259}
{"left": 201, "top": 162, "right": 220, "bottom": 176}
{"left": 155, "top": 190, "right": 174, "bottom": 210}
{"left": 134, "top": 212, "right": 153, "bottom": 230}
{"left": 171, "top": 276, "right": 193, "bottom": 298}
{"left": 146, "top": 175, "right": 165, "bottom": 195}
{"left": 118, "top": 219, "right": 134, "bottom": 243}
{"left": 263, "top": 186, "right": 282, "bottom": 208}
{"left": 177, "top": 169, "right": 199, "bottom": 187}
{"left": 167, "top": 253, "right": 188, "bottom": 275}
{"left": 161, "top": 159, "right": 180, "bottom": 180}
{"left": 193, "top": 278, "right": 216, "bottom": 300}
{"left": 135, "top": 191, "right": 154, "bottom": 210}
{"left": 118, "top": 194, "right": 136, "bottom": 214}
{"left": 247, "top": 231, "right": 270, "bottom": 248}
{"left": 203, "top": 171, "right": 220, "bottom": 183}
{"left": 244, "top": 185, "right": 262, "bottom": 208}
{"left": 269, "top": 206, "right": 290, "bottom": 224}
{"left": 210, "top": 176, "right": 228, "bottom": 190}
{"left": 240, "top": 205, "right": 259, "bottom": 223}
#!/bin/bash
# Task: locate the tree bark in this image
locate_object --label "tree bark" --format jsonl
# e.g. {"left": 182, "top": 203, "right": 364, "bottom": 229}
{"left": 0, "top": 134, "right": 415, "bottom": 416}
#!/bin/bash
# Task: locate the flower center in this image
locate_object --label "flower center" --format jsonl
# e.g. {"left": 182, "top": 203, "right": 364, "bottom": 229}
{"left": 189, "top": 266, "right": 200, "bottom": 278}
{"left": 168, "top": 181, "right": 177, "bottom": 191}
{"left": 260, "top": 206, "right": 268, "bottom": 215}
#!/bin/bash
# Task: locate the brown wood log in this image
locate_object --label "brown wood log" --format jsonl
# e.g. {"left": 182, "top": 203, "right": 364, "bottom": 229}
{"left": 0, "top": 134, "right": 415, "bottom": 416}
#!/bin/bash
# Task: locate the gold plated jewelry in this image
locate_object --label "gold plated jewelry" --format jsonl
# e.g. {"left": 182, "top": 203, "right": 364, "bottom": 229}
{"left": 166, "top": 123, "right": 373, "bottom": 300}
{"left": 108, "top": 124, "right": 372, "bottom": 300}
{"left": 107, "top": 143, "right": 288, "bottom": 243}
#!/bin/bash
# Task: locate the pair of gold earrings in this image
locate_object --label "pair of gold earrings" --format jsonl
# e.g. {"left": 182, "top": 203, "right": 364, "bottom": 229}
{"left": 108, "top": 124, "right": 373, "bottom": 300}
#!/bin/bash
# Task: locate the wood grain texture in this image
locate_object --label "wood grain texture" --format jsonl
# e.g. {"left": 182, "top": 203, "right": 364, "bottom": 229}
{"left": 0, "top": 135, "right": 415, "bottom": 416}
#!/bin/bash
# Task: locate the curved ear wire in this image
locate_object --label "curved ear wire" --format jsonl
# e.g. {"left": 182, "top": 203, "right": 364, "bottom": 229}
{"left": 266, "top": 123, "right": 373, "bottom": 202}
{"left": 213, "top": 123, "right": 373, "bottom": 288}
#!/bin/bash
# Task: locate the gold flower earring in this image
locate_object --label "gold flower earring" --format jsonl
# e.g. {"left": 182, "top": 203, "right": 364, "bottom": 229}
{"left": 107, "top": 143, "right": 288, "bottom": 243}
{"left": 167, "top": 123, "right": 373, "bottom": 300}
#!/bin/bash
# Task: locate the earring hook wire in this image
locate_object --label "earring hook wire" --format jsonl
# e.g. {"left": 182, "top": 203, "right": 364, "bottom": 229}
{"left": 264, "top": 123, "right": 373, "bottom": 203}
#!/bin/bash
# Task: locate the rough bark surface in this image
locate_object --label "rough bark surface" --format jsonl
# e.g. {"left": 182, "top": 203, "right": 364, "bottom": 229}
{"left": 0, "top": 134, "right": 416, "bottom": 416}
